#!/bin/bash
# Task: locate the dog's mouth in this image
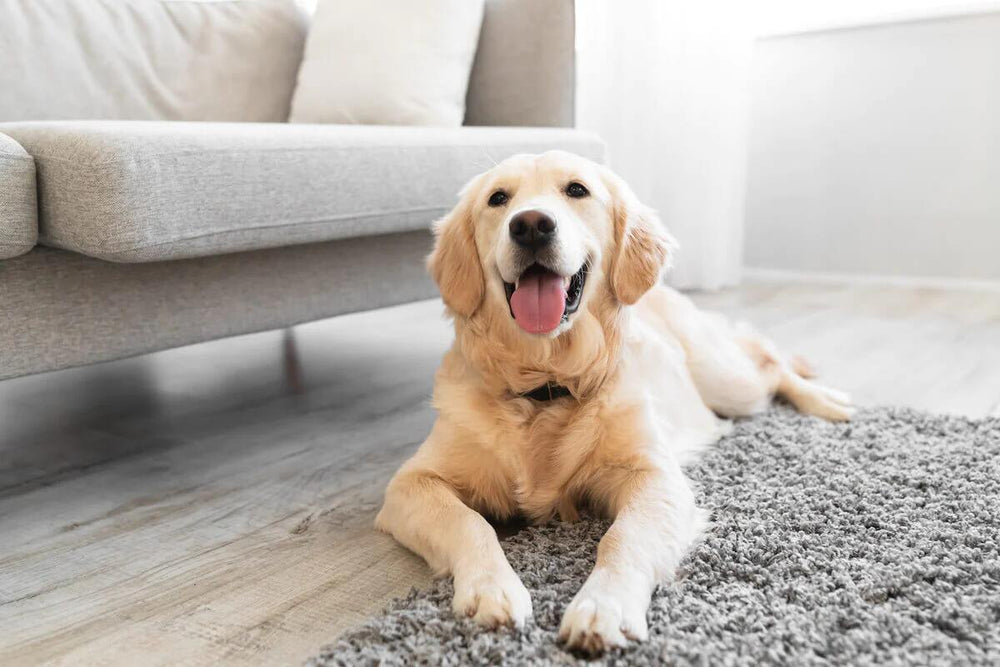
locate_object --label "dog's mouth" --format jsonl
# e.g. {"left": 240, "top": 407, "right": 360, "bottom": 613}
{"left": 503, "top": 262, "right": 588, "bottom": 335}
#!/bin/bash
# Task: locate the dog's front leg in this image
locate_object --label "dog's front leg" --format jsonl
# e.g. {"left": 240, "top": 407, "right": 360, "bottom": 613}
{"left": 559, "top": 460, "right": 703, "bottom": 653}
{"left": 376, "top": 465, "right": 532, "bottom": 629}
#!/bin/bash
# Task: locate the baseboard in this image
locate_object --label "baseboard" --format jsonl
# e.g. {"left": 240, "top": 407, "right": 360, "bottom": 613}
{"left": 743, "top": 267, "right": 1000, "bottom": 293}
{"left": 756, "top": 3, "right": 1000, "bottom": 39}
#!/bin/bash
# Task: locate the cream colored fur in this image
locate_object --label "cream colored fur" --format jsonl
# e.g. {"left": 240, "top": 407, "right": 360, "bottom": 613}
{"left": 376, "top": 152, "right": 853, "bottom": 653}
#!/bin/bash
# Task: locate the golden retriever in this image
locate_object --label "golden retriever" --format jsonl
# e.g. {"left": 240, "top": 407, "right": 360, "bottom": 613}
{"left": 376, "top": 151, "right": 853, "bottom": 653}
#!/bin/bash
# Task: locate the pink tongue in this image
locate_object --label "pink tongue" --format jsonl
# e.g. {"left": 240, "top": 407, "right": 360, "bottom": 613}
{"left": 509, "top": 268, "right": 566, "bottom": 334}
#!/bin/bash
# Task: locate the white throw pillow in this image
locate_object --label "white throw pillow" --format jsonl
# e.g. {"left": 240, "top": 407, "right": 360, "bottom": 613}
{"left": 290, "top": 0, "right": 485, "bottom": 126}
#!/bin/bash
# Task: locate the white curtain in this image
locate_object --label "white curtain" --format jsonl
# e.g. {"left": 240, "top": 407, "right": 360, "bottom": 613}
{"left": 576, "top": 0, "right": 754, "bottom": 290}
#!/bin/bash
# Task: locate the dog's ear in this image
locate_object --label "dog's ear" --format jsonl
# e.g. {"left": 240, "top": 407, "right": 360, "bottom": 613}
{"left": 604, "top": 168, "right": 678, "bottom": 305}
{"left": 427, "top": 176, "right": 486, "bottom": 318}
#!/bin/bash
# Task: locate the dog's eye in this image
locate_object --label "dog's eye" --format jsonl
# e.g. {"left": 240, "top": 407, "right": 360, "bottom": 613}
{"left": 565, "top": 182, "right": 590, "bottom": 198}
{"left": 487, "top": 190, "right": 509, "bottom": 207}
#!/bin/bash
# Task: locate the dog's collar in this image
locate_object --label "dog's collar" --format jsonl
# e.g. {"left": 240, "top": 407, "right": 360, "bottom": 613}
{"left": 520, "top": 382, "right": 574, "bottom": 402}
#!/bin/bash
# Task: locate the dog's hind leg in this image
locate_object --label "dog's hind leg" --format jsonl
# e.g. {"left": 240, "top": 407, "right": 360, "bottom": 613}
{"left": 736, "top": 333, "right": 855, "bottom": 421}
{"left": 775, "top": 362, "right": 855, "bottom": 421}
{"left": 639, "top": 287, "right": 778, "bottom": 418}
{"left": 790, "top": 354, "right": 817, "bottom": 379}
{"left": 639, "top": 286, "right": 854, "bottom": 421}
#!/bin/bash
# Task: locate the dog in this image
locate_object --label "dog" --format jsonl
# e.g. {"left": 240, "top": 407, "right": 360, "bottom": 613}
{"left": 375, "top": 151, "right": 853, "bottom": 653}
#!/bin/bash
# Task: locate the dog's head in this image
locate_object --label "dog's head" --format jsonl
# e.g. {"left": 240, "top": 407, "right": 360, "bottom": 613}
{"left": 429, "top": 151, "right": 677, "bottom": 337}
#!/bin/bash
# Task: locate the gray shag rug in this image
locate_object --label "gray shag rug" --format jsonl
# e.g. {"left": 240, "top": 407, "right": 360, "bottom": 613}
{"left": 308, "top": 407, "right": 1000, "bottom": 666}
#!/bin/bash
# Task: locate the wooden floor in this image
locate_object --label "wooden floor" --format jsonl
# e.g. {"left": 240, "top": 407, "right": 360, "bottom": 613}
{"left": 2, "top": 280, "right": 999, "bottom": 666}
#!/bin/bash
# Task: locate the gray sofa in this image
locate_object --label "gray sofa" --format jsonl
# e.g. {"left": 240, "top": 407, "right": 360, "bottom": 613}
{"left": 0, "top": 0, "right": 604, "bottom": 381}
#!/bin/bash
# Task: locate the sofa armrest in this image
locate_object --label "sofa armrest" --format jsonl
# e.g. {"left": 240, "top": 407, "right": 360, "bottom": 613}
{"left": 0, "top": 131, "right": 37, "bottom": 259}
{"left": 464, "top": 0, "right": 575, "bottom": 128}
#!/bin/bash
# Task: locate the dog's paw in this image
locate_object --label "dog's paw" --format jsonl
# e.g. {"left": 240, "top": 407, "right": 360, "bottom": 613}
{"left": 808, "top": 382, "right": 856, "bottom": 422}
{"left": 452, "top": 565, "right": 532, "bottom": 629}
{"left": 559, "top": 583, "right": 648, "bottom": 654}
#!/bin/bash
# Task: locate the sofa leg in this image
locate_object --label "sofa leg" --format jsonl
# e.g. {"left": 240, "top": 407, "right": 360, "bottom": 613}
{"left": 283, "top": 328, "right": 304, "bottom": 394}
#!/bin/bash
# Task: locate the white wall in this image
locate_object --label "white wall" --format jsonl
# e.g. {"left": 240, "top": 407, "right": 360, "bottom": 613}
{"left": 745, "top": 11, "right": 1000, "bottom": 281}
{"left": 575, "top": 0, "right": 753, "bottom": 290}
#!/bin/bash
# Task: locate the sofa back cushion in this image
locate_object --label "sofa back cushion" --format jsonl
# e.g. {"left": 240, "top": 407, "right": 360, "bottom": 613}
{"left": 0, "top": 0, "right": 308, "bottom": 122}
{"left": 464, "top": 0, "right": 576, "bottom": 127}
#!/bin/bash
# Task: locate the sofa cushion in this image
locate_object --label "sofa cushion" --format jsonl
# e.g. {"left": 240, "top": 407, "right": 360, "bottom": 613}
{"left": 290, "top": 0, "right": 485, "bottom": 126}
{"left": 465, "top": 0, "right": 575, "bottom": 127}
{"left": 0, "top": 122, "right": 606, "bottom": 262}
{"left": 0, "top": 0, "right": 307, "bottom": 123}
{"left": 0, "top": 131, "right": 37, "bottom": 259}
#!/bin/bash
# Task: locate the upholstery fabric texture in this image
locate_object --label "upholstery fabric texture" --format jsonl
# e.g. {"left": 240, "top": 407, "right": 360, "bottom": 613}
{"left": 290, "top": 0, "right": 485, "bottom": 126}
{"left": 0, "top": 0, "right": 307, "bottom": 122}
{"left": 0, "top": 121, "right": 605, "bottom": 262}
{"left": 0, "top": 233, "right": 437, "bottom": 380}
{"left": 0, "top": 131, "right": 37, "bottom": 259}
{"left": 464, "top": 0, "right": 576, "bottom": 127}
{"left": 309, "top": 407, "right": 1000, "bottom": 666}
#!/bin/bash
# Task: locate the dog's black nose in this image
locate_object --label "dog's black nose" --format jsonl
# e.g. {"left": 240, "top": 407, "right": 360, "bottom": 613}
{"left": 509, "top": 210, "right": 557, "bottom": 250}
